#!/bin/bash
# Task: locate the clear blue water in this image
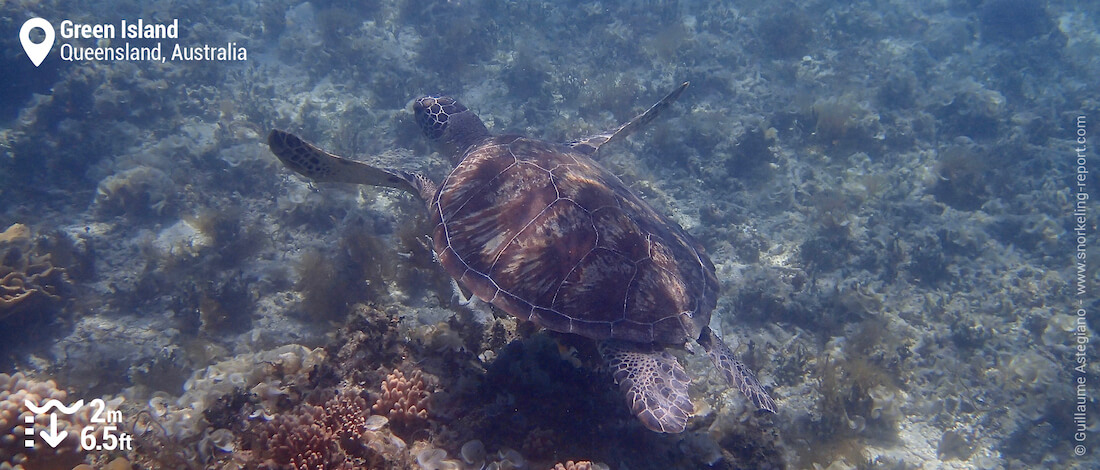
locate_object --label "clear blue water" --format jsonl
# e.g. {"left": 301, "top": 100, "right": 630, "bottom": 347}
{"left": 0, "top": 1, "right": 1097, "bottom": 468}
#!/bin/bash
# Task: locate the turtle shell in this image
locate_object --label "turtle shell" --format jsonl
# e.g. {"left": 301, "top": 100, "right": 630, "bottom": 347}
{"left": 430, "top": 136, "right": 718, "bottom": 344}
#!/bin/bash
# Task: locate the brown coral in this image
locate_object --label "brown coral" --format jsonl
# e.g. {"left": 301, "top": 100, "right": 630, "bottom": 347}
{"left": 252, "top": 404, "right": 351, "bottom": 470}
{"left": 318, "top": 387, "right": 373, "bottom": 462}
{"left": 0, "top": 373, "right": 98, "bottom": 470}
{"left": 551, "top": 461, "right": 595, "bottom": 470}
{"left": 245, "top": 385, "right": 411, "bottom": 469}
{"left": 372, "top": 369, "right": 431, "bottom": 433}
{"left": 0, "top": 224, "right": 67, "bottom": 322}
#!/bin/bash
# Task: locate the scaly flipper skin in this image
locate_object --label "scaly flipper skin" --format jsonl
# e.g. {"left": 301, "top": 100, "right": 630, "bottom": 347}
{"left": 699, "top": 327, "right": 777, "bottom": 413}
{"left": 267, "top": 130, "right": 436, "bottom": 200}
{"left": 600, "top": 340, "right": 694, "bottom": 433}
{"left": 568, "top": 81, "right": 689, "bottom": 155}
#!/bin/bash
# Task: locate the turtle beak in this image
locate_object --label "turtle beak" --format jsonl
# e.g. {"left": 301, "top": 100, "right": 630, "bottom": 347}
{"left": 678, "top": 312, "right": 702, "bottom": 340}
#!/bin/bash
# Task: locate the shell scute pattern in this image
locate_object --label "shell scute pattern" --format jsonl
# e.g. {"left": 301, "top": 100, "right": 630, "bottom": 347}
{"left": 432, "top": 136, "right": 716, "bottom": 344}
{"left": 416, "top": 96, "right": 467, "bottom": 140}
{"left": 553, "top": 248, "right": 635, "bottom": 324}
{"left": 496, "top": 201, "right": 598, "bottom": 304}
{"left": 267, "top": 82, "right": 777, "bottom": 432}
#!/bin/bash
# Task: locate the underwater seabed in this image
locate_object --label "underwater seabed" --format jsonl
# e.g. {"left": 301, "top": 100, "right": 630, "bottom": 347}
{"left": 2, "top": 0, "right": 1099, "bottom": 468}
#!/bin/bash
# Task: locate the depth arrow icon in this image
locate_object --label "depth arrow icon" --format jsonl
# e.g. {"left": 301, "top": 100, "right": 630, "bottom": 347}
{"left": 39, "top": 413, "right": 67, "bottom": 448}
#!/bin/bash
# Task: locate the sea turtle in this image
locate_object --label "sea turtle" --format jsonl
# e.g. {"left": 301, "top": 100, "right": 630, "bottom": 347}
{"left": 267, "top": 82, "right": 776, "bottom": 433}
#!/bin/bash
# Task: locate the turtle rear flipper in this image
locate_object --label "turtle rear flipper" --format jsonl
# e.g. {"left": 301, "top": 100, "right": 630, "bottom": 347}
{"left": 268, "top": 130, "right": 436, "bottom": 200}
{"left": 699, "top": 327, "right": 777, "bottom": 413}
{"left": 568, "top": 81, "right": 689, "bottom": 155}
{"left": 600, "top": 341, "right": 693, "bottom": 433}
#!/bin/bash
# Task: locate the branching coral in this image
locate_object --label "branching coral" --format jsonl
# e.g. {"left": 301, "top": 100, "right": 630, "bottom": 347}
{"left": 244, "top": 385, "right": 410, "bottom": 469}
{"left": 129, "top": 345, "right": 425, "bottom": 469}
{"left": 0, "top": 224, "right": 67, "bottom": 323}
{"left": 251, "top": 404, "right": 349, "bottom": 470}
{"left": 551, "top": 461, "right": 598, "bottom": 470}
{"left": 317, "top": 386, "right": 374, "bottom": 462}
{"left": 369, "top": 369, "right": 429, "bottom": 431}
{"left": 372, "top": 369, "right": 431, "bottom": 433}
{"left": 0, "top": 373, "right": 100, "bottom": 470}
{"left": 133, "top": 343, "right": 328, "bottom": 462}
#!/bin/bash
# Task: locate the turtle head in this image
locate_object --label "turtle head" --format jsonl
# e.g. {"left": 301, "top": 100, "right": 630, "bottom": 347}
{"left": 678, "top": 311, "right": 706, "bottom": 340}
{"left": 413, "top": 96, "right": 490, "bottom": 162}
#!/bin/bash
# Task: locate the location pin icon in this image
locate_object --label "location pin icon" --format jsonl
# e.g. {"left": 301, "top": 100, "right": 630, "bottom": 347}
{"left": 20, "top": 18, "right": 55, "bottom": 67}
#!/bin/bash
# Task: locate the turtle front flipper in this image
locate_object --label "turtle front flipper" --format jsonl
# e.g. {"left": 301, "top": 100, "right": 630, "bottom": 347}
{"left": 568, "top": 81, "right": 689, "bottom": 155}
{"left": 267, "top": 130, "right": 436, "bottom": 200}
{"left": 600, "top": 341, "right": 693, "bottom": 433}
{"left": 698, "top": 327, "right": 777, "bottom": 413}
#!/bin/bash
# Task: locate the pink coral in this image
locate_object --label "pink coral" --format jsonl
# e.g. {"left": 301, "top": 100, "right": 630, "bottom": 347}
{"left": 319, "top": 387, "right": 372, "bottom": 461}
{"left": 371, "top": 369, "right": 430, "bottom": 432}
{"left": 252, "top": 404, "right": 351, "bottom": 470}
{"left": 247, "top": 385, "right": 411, "bottom": 469}
{"left": 551, "top": 461, "right": 595, "bottom": 470}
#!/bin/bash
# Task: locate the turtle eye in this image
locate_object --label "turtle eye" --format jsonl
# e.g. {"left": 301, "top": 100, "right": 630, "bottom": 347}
{"left": 414, "top": 96, "right": 467, "bottom": 140}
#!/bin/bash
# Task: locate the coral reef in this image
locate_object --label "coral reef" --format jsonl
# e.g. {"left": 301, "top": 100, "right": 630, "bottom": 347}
{"left": 0, "top": 224, "right": 68, "bottom": 325}
{"left": 0, "top": 373, "right": 104, "bottom": 470}
{"left": 242, "top": 385, "right": 411, "bottom": 469}
{"left": 182, "top": 345, "right": 325, "bottom": 417}
{"left": 250, "top": 404, "right": 345, "bottom": 470}
{"left": 372, "top": 369, "right": 431, "bottom": 435}
{"left": 550, "top": 461, "right": 597, "bottom": 470}
{"left": 128, "top": 342, "right": 428, "bottom": 469}
{"left": 317, "top": 387, "right": 377, "bottom": 463}
{"left": 125, "top": 345, "right": 327, "bottom": 467}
